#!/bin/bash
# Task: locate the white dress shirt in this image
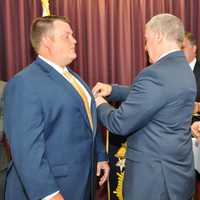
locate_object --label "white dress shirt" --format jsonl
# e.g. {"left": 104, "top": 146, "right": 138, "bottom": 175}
{"left": 189, "top": 57, "right": 196, "bottom": 71}
{"left": 156, "top": 49, "right": 180, "bottom": 62}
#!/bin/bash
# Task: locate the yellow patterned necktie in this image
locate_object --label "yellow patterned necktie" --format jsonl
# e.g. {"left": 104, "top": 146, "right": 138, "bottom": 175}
{"left": 63, "top": 71, "right": 93, "bottom": 130}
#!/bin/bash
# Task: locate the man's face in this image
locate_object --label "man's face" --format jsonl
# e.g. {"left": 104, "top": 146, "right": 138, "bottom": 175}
{"left": 182, "top": 37, "right": 196, "bottom": 63}
{"left": 145, "top": 27, "right": 157, "bottom": 64}
{"left": 50, "top": 20, "right": 77, "bottom": 66}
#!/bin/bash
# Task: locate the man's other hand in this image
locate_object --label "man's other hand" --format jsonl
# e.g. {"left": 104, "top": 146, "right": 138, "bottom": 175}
{"left": 96, "top": 161, "right": 110, "bottom": 186}
{"left": 92, "top": 82, "right": 112, "bottom": 98}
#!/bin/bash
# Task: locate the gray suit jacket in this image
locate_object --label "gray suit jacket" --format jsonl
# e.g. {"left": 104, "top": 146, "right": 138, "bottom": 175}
{"left": 97, "top": 51, "right": 196, "bottom": 200}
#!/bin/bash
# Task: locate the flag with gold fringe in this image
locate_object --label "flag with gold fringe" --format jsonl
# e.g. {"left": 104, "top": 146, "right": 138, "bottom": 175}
{"left": 107, "top": 132, "right": 127, "bottom": 200}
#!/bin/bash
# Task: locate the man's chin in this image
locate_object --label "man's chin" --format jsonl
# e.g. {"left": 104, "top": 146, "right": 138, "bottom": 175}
{"left": 71, "top": 53, "right": 77, "bottom": 60}
{"left": 66, "top": 54, "right": 77, "bottom": 65}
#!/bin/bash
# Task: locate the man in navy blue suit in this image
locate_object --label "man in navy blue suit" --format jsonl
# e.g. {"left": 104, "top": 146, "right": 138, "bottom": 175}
{"left": 4, "top": 16, "right": 109, "bottom": 200}
{"left": 183, "top": 32, "right": 200, "bottom": 122}
{"left": 93, "top": 14, "right": 196, "bottom": 200}
{"left": 183, "top": 32, "right": 200, "bottom": 200}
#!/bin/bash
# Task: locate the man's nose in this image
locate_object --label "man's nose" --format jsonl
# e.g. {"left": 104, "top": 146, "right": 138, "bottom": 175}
{"left": 71, "top": 36, "right": 77, "bottom": 44}
{"left": 144, "top": 45, "right": 147, "bottom": 51}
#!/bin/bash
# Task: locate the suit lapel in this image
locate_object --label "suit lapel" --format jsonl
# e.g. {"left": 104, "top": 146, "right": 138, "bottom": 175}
{"left": 193, "top": 60, "right": 200, "bottom": 77}
{"left": 35, "top": 58, "right": 95, "bottom": 134}
{"left": 193, "top": 60, "right": 200, "bottom": 101}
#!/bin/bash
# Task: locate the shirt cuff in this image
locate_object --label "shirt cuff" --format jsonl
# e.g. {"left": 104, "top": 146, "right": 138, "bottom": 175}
{"left": 42, "top": 191, "right": 59, "bottom": 200}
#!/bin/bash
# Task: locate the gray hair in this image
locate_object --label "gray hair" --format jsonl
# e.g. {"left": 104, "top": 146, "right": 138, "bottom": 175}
{"left": 146, "top": 13, "right": 184, "bottom": 47}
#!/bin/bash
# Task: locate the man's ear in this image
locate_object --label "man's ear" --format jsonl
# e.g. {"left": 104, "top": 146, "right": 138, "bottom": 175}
{"left": 155, "top": 30, "right": 163, "bottom": 43}
{"left": 193, "top": 45, "right": 197, "bottom": 54}
{"left": 41, "top": 36, "right": 52, "bottom": 49}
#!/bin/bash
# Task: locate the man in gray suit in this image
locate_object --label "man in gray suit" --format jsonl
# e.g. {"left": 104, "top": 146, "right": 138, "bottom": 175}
{"left": 0, "top": 80, "right": 9, "bottom": 200}
{"left": 93, "top": 14, "right": 196, "bottom": 200}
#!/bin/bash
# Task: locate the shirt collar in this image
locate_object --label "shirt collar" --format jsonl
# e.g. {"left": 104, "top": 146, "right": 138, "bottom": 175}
{"left": 189, "top": 58, "right": 197, "bottom": 71}
{"left": 156, "top": 49, "right": 180, "bottom": 62}
{"left": 38, "top": 55, "right": 68, "bottom": 75}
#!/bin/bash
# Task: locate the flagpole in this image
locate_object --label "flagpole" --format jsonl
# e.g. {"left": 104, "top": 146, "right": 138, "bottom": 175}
{"left": 106, "top": 129, "right": 111, "bottom": 200}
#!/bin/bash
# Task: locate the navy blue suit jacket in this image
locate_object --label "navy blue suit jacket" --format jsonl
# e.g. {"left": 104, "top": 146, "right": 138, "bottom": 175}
{"left": 97, "top": 51, "right": 196, "bottom": 200}
{"left": 193, "top": 59, "right": 200, "bottom": 101}
{"left": 4, "top": 58, "right": 106, "bottom": 200}
{"left": 192, "top": 59, "right": 200, "bottom": 123}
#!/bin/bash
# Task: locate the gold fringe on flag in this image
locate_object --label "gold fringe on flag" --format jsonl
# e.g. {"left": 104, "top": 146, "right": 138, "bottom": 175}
{"left": 41, "top": 0, "right": 50, "bottom": 16}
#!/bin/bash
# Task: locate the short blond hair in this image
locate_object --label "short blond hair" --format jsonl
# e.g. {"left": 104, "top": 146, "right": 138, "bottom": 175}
{"left": 146, "top": 13, "right": 184, "bottom": 47}
{"left": 30, "top": 16, "right": 69, "bottom": 52}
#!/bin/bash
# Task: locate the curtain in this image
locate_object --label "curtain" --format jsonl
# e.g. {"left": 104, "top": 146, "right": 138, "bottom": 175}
{"left": 1, "top": 1, "right": 200, "bottom": 199}
{"left": 1, "top": 0, "right": 200, "bottom": 86}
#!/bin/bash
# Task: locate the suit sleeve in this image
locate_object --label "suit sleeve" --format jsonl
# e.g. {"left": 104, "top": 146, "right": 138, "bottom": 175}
{"left": 97, "top": 70, "right": 166, "bottom": 136}
{"left": 95, "top": 125, "right": 107, "bottom": 162}
{"left": 4, "top": 77, "right": 59, "bottom": 200}
{"left": 106, "top": 84, "right": 130, "bottom": 102}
